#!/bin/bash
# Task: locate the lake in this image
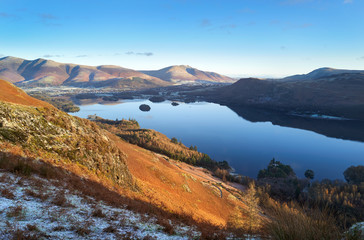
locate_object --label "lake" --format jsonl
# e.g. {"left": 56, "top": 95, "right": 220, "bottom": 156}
{"left": 71, "top": 99, "right": 364, "bottom": 180}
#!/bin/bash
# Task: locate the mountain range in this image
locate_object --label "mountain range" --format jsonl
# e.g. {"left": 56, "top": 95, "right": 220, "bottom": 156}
{"left": 0, "top": 56, "right": 234, "bottom": 88}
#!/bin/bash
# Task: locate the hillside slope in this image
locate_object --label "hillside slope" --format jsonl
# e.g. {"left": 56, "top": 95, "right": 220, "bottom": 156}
{"left": 0, "top": 80, "right": 52, "bottom": 107}
{"left": 0, "top": 80, "right": 253, "bottom": 237}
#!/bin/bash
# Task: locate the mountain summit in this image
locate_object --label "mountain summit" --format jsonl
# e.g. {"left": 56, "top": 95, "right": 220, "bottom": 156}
{"left": 141, "top": 65, "right": 234, "bottom": 83}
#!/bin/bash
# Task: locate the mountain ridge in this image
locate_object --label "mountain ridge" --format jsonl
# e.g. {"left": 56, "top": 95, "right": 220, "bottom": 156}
{"left": 279, "top": 67, "right": 364, "bottom": 82}
{"left": 0, "top": 56, "right": 234, "bottom": 88}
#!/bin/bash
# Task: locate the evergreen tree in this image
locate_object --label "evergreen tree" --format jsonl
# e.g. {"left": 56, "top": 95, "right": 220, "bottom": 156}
{"left": 304, "top": 169, "right": 315, "bottom": 180}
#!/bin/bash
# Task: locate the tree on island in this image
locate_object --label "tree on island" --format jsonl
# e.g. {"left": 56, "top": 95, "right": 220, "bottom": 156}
{"left": 258, "top": 158, "right": 295, "bottom": 179}
{"left": 304, "top": 169, "right": 315, "bottom": 180}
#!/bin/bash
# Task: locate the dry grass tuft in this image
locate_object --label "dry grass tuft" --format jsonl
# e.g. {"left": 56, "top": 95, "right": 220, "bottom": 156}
{"left": 51, "top": 191, "right": 72, "bottom": 207}
{"left": 103, "top": 225, "right": 117, "bottom": 233}
{"left": 7, "top": 205, "right": 25, "bottom": 219}
{"left": 75, "top": 225, "right": 91, "bottom": 236}
{"left": 24, "top": 189, "right": 49, "bottom": 201}
{"left": 52, "top": 226, "right": 66, "bottom": 231}
{"left": 262, "top": 202, "right": 341, "bottom": 240}
{"left": 26, "top": 224, "right": 39, "bottom": 232}
{"left": 11, "top": 229, "right": 39, "bottom": 240}
{"left": 156, "top": 218, "right": 175, "bottom": 235}
{"left": 1, "top": 188, "right": 15, "bottom": 199}
{"left": 92, "top": 208, "right": 106, "bottom": 218}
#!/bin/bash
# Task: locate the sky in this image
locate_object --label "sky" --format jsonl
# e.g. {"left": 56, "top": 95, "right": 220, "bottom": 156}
{"left": 0, "top": 0, "right": 363, "bottom": 78}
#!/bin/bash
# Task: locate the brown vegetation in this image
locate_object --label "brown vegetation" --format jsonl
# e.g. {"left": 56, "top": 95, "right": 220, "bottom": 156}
{"left": 0, "top": 81, "right": 255, "bottom": 238}
{"left": 0, "top": 79, "right": 52, "bottom": 107}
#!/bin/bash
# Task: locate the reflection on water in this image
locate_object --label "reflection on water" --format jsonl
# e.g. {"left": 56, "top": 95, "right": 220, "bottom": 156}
{"left": 228, "top": 105, "right": 364, "bottom": 143}
{"left": 71, "top": 100, "right": 364, "bottom": 180}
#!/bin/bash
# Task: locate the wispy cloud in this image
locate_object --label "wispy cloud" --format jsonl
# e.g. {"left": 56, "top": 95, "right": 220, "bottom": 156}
{"left": 357, "top": 56, "right": 364, "bottom": 61}
{"left": 220, "top": 24, "right": 237, "bottom": 30}
{"left": 238, "top": 8, "right": 255, "bottom": 14}
{"left": 0, "top": 12, "right": 11, "bottom": 18}
{"left": 272, "top": 20, "right": 313, "bottom": 30}
{"left": 201, "top": 22, "right": 238, "bottom": 34}
{"left": 125, "top": 51, "right": 154, "bottom": 57}
{"left": 76, "top": 55, "right": 88, "bottom": 58}
{"left": 40, "top": 13, "right": 57, "bottom": 20}
{"left": 43, "top": 54, "right": 63, "bottom": 58}
{"left": 280, "top": 46, "right": 287, "bottom": 50}
{"left": 343, "top": 0, "right": 353, "bottom": 4}
{"left": 246, "top": 21, "right": 256, "bottom": 26}
{"left": 283, "top": 23, "right": 312, "bottom": 30}
{"left": 39, "top": 13, "right": 61, "bottom": 26}
{"left": 281, "top": 0, "right": 313, "bottom": 5}
{"left": 0, "top": 12, "right": 18, "bottom": 19}
{"left": 0, "top": 54, "right": 4, "bottom": 57}
{"left": 200, "top": 19, "right": 212, "bottom": 27}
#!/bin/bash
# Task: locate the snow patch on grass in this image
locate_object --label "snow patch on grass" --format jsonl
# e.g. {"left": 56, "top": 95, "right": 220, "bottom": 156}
{"left": 0, "top": 171, "right": 198, "bottom": 239}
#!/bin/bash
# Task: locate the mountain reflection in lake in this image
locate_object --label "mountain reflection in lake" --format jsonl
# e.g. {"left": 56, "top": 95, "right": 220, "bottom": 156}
{"left": 71, "top": 100, "right": 364, "bottom": 180}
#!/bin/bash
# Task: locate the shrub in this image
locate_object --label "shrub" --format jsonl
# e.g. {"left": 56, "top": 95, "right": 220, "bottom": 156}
{"left": 344, "top": 165, "right": 364, "bottom": 184}
{"left": 304, "top": 169, "right": 315, "bottom": 180}
{"left": 13, "top": 160, "right": 32, "bottom": 176}
{"left": 171, "top": 137, "right": 178, "bottom": 144}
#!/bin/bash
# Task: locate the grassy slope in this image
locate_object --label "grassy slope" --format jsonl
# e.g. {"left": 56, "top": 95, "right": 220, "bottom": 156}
{"left": 0, "top": 80, "right": 251, "bottom": 235}
{"left": 0, "top": 80, "right": 52, "bottom": 108}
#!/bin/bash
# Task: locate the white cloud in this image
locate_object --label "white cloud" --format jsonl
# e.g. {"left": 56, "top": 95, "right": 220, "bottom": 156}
{"left": 43, "top": 54, "right": 63, "bottom": 58}
{"left": 125, "top": 51, "right": 154, "bottom": 57}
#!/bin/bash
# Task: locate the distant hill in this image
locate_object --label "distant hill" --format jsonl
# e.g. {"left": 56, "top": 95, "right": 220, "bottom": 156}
{"left": 205, "top": 71, "right": 364, "bottom": 120}
{"left": 0, "top": 56, "right": 233, "bottom": 89}
{"left": 280, "top": 67, "right": 364, "bottom": 82}
{"left": 141, "top": 65, "right": 235, "bottom": 83}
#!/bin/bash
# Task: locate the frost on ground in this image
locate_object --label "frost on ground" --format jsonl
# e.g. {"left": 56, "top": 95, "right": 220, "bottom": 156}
{"left": 0, "top": 171, "right": 198, "bottom": 240}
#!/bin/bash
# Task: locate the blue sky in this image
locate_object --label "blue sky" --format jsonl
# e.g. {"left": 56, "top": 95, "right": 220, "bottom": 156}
{"left": 0, "top": 0, "right": 363, "bottom": 77}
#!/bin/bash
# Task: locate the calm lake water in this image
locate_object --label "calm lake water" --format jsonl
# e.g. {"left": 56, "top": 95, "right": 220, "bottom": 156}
{"left": 71, "top": 100, "right": 364, "bottom": 180}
